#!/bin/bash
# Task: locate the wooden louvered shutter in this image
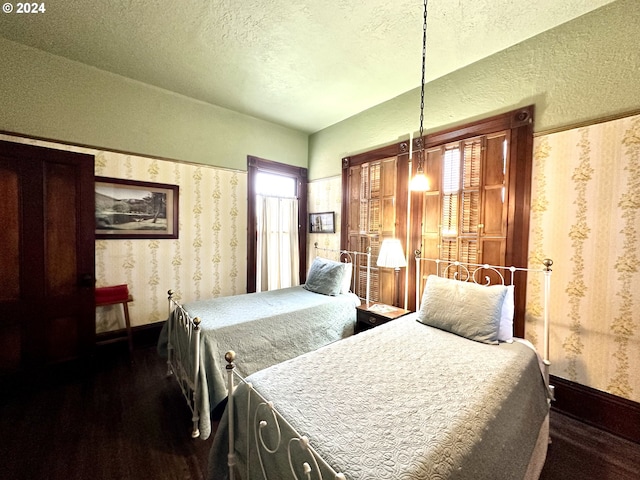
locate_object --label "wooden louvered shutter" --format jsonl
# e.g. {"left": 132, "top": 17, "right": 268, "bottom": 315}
{"left": 421, "top": 132, "right": 509, "bottom": 267}
{"left": 368, "top": 163, "right": 381, "bottom": 234}
{"left": 380, "top": 158, "right": 397, "bottom": 236}
{"left": 461, "top": 139, "right": 481, "bottom": 235}
{"left": 459, "top": 240, "right": 478, "bottom": 265}
{"left": 345, "top": 156, "right": 399, "bottom": 304}
{"left": 348, "top": 165, "right": 363, "bottom": 238}
{"left": 359, "top": 164, "right": 369, "bottom": 234}
{"left": 458, "top": 138, "right": 481, "bottom": 263}
{"left": 441, "top": 147, "right": 460, "bottom": 248}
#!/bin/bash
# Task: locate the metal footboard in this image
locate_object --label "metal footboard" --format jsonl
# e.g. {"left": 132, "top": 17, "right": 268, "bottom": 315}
{"left": 167, "top": 290, "right": 202, "bottom": 438}
{"left": 225, "top": 351, "right": 346, "bottom": 480}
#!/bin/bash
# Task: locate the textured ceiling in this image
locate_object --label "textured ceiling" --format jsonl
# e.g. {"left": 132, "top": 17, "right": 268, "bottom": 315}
{"left": 0, "top": 0, "right": 616, "bottom": 133}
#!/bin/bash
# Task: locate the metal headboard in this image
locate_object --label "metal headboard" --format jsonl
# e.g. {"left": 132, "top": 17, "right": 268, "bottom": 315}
{"left": 314, "top": 242, "right": 371, "bottom": 304}
{"left": 414, "top": 255, "right": 554, "bottom": 399}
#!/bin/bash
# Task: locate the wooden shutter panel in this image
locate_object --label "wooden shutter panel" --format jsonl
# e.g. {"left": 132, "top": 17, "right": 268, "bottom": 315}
{"left": 463, "top": 139, "right": 482, "bottom": 188}
{"left": 461, "top": 138, "right": 482, "bottom": 235}
{"left": 461, "top": 191, "right": 479, "bottom": 234}
{"left": 358, "top": 165, "right": 368, "bottom": 234}
{"left": 482, "top": 132, "right": 508, "bottom": 237}
{"left": 440, "top": 238, "right": 457, "bottom": 262}
{"left": 459, "top": 239, "right": 478, "bottom": 264}
{"left": 380, "top": 158, "right": 397, "bottom": 235}
{"left": 442, "top": 193, "right": 458, "bottom": 237}
{"left": 421, "top": 147, "right": 443, "bottom": 263}
{"left": 369, "top": 163, "right": 380, "bottom": 198}
{"left": 349, "top": 165, "right": 363, "bottom": 236}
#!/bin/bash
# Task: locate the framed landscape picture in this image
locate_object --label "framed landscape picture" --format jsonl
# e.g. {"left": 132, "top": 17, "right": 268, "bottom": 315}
{"left": 309, "top": 211, "right": 335, "bottom": 233}
{"left": 95, "top": 177, "right": 179, "bottom": 239}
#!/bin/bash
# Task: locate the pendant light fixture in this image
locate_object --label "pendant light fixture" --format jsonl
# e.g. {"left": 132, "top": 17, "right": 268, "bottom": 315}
{"left": 410, "top": 0, "right": 430, "bottom": 192}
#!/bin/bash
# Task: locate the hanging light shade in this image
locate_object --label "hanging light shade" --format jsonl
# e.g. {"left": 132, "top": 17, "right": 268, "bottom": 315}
{"left": 410, "top": 161, "right": 430, "bottom": 191}
{"left": 410, "top": 0, "right": 430, "bottom": 192}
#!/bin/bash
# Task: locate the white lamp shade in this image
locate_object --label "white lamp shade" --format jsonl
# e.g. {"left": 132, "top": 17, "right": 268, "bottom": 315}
{"left": 376, "top": 238, "right": 407, "bottom": 269}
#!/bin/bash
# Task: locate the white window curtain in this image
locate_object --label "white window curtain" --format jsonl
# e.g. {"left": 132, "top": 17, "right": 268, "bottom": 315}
{"left": 256, "top": 194, "right": 300, "bottom": 292}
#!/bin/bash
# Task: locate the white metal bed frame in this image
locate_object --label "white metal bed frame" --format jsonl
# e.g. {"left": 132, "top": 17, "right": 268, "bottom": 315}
{"left": 222, "top": 257, "right": 555, "bottom": 479}
{"left": 165, "top": 245, "right": 371, "bottom": 439}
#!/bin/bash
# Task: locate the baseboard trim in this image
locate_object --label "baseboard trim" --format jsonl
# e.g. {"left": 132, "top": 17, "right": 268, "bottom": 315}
{"left": 551, "top": 374, "right": 640, "bottom": 444}
{"left": 96, "top": 321, "right": 165, "bottom": 349}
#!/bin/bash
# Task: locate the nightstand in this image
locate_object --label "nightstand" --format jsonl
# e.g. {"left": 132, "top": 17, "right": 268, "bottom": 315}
{"left": 356, "top": 302, "right": 411, "bottom": 333}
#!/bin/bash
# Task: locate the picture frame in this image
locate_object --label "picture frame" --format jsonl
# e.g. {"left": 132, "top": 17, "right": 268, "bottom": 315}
{"left": 309, "top": 211, "right": 335, "bottom": 234}
{"left": 95, "top": 177, "right": 179, "bottom": 239}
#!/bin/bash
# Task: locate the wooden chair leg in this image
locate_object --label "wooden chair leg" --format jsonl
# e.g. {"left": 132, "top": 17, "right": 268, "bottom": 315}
{"left": 122, "top": 301, "right": 134, "bottom": 358}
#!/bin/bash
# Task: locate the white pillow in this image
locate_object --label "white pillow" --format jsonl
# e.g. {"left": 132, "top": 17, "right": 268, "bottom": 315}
{"left": 417, "top": 275, "right": 507, "bottom": 345}
{"left": 498, "top": 285, "right": 515, "bottom": 343}
{"left": 340, "top": 262, "right": 353, "bottom": 294}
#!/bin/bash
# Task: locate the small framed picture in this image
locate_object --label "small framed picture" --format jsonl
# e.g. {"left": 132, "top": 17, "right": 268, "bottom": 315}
{"left": 309, "top": 212, "right": 335, "bottom": 234}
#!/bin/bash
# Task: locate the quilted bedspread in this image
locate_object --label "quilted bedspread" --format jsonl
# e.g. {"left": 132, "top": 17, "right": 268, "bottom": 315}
{"left": 208, "top": 313, "right": 550, "bottom": 479}
{"left": 158, "top": 286, "right": 359, "bottom": 440}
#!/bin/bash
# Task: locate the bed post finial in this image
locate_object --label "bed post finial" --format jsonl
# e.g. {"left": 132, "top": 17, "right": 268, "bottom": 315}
{"left": 168, "top": 289, "right": 173, "bottom": 299}
{"left": 543, "top": 258, "right": 553, "bottom": 271}
{"left": 225, "top": 350, "right": 236, "bottom": 366}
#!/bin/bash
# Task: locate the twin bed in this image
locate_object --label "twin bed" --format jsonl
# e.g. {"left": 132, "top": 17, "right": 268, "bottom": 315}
{"left": 206, "top": 257, "right": 555, "bottom": 480}
{"left": 158, "top": 246, "right": 371, "bottom": 439}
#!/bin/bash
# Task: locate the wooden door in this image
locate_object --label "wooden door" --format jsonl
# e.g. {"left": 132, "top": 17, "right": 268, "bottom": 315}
{"left": 0, "top": 140, "right": 95, "bottom": 373}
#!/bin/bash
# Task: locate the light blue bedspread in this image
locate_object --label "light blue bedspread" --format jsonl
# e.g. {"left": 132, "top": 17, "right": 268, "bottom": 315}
{"left": 209, "top": 314, "right": 550, "bottom": 479}
{"left": 158, "top": 286, "right": 359, "bottom": 439}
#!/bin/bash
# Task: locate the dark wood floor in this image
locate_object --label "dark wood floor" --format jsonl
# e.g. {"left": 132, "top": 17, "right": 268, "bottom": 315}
{"left": 1, "top": 344, "right": 639, "bottom": 480}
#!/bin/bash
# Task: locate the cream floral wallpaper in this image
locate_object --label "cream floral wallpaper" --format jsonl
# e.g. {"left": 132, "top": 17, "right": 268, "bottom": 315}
{"left": 0, "top": 134, "right": 246, "bottom": 333}
{"left": 93, "top": 152, "right": 246, "bottom": 332}
{"left": 526, "top": 114, "right": 640, "bottom": 403}
{"left": 307, "top": 176, "right": 342, "bottom": 266}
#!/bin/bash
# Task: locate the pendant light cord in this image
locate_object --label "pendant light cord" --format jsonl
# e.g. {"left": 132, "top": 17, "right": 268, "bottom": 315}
{"left": 417, "top": 0, "right": 428, "bottom": 167}
{"left": 420, "top": 0, "right": 428, "bottom": 147}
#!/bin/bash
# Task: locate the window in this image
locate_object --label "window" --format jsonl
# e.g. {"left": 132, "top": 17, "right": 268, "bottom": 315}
{"left": 422, "top": 132, "right": 508, "bottom": 270}
{"left": 255, "top": 172, "right": 296, "bottom": 198}
{"left": 343, "top": 106, "right": 533, "bottom": 336}
{"left": 247, "top": 157, "right": 307, "bottom": 293}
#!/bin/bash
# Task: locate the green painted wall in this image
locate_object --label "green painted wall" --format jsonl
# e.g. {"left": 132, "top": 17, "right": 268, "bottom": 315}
{"left": 0, "top": 37, "right": 308, "bottom": 171}
{"left": 2, "top": 0, "right": 638, "bottom": 177}
{"left": 309, "top": 0, "right": 640, "bottom": 180}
